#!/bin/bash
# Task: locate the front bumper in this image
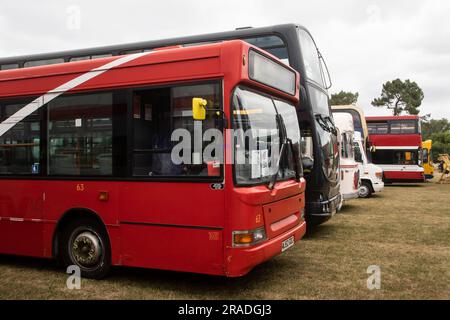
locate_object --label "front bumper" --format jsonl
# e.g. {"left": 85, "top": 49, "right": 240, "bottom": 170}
{"left": 372, "top": 181, "right": 384, "bottom": 193}
{"left": 306, "top": 193, "right": 341, "bottom": 225}
{"left": 343, "top": 191, "right": 359, "bottom": 200}
{"left": 224, "top": 220, "right": 306, "bottom": 277}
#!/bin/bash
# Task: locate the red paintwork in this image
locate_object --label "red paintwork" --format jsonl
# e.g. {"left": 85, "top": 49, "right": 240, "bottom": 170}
{"left": 366, "top": 116, "right": 424, "bottom": 183}
{"left": 0, "top": 41, "right": 306, "bottom": 276}
{"left": 383, "top": 171, "right": 423, "bottom": 181}
{"left": 366, "top": 115, "right": 419, "bottom": 121}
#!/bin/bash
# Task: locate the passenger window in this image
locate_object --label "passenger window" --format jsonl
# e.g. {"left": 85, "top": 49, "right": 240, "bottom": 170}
{"left": 390, "top": 121, "right": 416, "bottom": 134}
{"left": 24, "top": 58, "right": 65, "bottom": 68}
{"left": 132, "top": 82, "right": 223, "bottom": 178}
{"left": 48, "top": 92, "right": 114, "bottom": 176}
{"left": 368, "top": 122, "right": 388, "bottom": 134}
{"left": 1, "top": 64, "right": 19, "bottom": 71}
{"left": 0, "top": 100, "right": 41, "bottom": 175}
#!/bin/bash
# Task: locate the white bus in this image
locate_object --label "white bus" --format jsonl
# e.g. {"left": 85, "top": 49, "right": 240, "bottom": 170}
{"left": 334, "top": 113, "right": 360, "bottom": 208}
{"left": 353, "top": 132, "right": 384, "bottom": 198}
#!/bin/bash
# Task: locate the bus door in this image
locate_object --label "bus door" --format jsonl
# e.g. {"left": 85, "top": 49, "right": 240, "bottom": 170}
{"left": 119, "top": 82, "right": 226, "bottom": 274}
{"left": 0, "top": 100, "right": 44, "bottom": 257}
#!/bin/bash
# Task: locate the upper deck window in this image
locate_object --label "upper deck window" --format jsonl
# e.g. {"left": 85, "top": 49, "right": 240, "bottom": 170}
{"left": 0, "top": 63, "right": 19, "bottom": 71}
{"left": 368, "top": 122, "right": 388, "bottom": 134}
{"left": 390, "top": 120, "right": 417, "bottom": 134}
{"left": 244, "top": 36, "right": 289, "bottom": 65}
{"left": 24, "top": 58, "right": 65, "bottom": 68}
{"left": 298, "top": 29, "right": 323, "bottom": 86}
{"left": 69, "top": 54, "right": 113, "bottom": 62}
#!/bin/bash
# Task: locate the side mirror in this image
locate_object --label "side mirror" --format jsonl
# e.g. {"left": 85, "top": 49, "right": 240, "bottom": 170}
{"left": 302, "top": 156, "right": 314, "bottom": 174}
{"left": 192, "top": 98, "right": 207, "bottom": 121}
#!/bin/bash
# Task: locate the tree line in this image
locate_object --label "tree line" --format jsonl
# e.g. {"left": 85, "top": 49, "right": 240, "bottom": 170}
{"left": 330, "top": 79, "right": 450, "bottom": 161}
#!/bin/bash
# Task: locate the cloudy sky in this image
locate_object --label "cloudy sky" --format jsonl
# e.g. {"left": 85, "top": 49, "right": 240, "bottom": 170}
{"left": 1, "top": 0, "right": 449, "bottom": 119}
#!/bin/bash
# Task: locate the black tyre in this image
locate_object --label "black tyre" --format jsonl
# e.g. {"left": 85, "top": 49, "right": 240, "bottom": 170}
{"left": 359, "top": 181, "right": 373, "bottom": 198}
{"left": 61, "top": 218, "right": 111, "bottom": 279}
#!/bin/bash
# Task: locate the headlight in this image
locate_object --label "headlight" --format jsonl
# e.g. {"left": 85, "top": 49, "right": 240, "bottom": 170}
{"left": 375, "top": 172, "right": 383, "bottom": 179}
{"left": 232, "top": 227, "right": 267, "bottom": 247}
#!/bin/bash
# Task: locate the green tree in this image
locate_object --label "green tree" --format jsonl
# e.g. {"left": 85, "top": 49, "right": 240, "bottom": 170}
{"left": 371, "top": 79, "right": 424, "bottom": 116}
{"left": 330, "top": 91, "right": 359, "bottom": 106}
{"left": 421, "top": 118, "right": 450, "bottom": 140}
{"left": 430, "top": 131, "right": 450, "bottom": 161}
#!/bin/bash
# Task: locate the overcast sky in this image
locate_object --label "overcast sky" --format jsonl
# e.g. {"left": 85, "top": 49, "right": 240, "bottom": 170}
{"left": 1, "top": 0, "right": 449, "bottom": 119}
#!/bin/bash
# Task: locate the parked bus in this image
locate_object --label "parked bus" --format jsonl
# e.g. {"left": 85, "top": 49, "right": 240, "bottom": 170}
{"left": 353, "top": 132, "right": 384, "bottom": 198}
{"left": 422, "top": 140, "right": 434, "bottom": 179}
{"left": 333, "top": 113, "right": 359, "bottom": 206}
{"left": 366, "top": 116, "right": 425, "bottom": 183}
{"left": 331, "top": 106, "right": 383, "bottom": 198}
{"left": 0, "top": 41, "right": 307, "bottom": 279}
{"left": 0, "top": 24, "right": 341, "bottom": 225}
{"left": 331, "top": 105, "right": 369, "bottom": 150}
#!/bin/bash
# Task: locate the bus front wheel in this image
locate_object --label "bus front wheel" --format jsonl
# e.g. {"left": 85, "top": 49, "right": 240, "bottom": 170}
{"left": 359, "top": 181, "right": 373, "bottom": 198}
{"left": 61, "top": 218, "right": 111, "bottom": 279}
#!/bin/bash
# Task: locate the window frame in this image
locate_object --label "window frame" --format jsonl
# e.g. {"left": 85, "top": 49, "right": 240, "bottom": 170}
{"left": 128, "top": 79, "right": 225, "bottom": 181}
{"left": 0, "top": 96, "right": 44, "bottom": 177}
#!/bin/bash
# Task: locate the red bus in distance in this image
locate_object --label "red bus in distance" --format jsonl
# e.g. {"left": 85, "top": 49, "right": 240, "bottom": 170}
{"left": 366, "top": 115, "right": 424, "bottom": 183}
{"left": 0, "top": 40, "right": 306, "bottom": 278}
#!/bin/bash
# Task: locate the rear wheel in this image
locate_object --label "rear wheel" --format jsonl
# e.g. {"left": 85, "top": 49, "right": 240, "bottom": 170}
{"left": 359, "top": 181, "right": 373, "bottom": 198}
{"left": 61, "top": 218, "right": 111, "bottom": 279}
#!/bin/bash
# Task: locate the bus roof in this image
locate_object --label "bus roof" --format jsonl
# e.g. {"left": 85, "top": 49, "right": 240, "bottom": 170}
{"left": 366, "top": 115, "right": 420, "bottom": 122}
{"left": 331, "top": 105, "right": 368, "bottom": 140}
{"left": 0, "top": 40, "right": 300, "bottom": 102}
{"left": 0, "top": 24, "right": 307, "bottom": 68}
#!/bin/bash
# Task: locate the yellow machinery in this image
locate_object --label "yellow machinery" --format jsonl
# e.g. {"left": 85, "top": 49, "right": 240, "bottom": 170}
{"left": 422, "top": 140, "right": 434, "bottom": 180}
{"left": 437, "top": 154, "right": 450, "bottom": 183}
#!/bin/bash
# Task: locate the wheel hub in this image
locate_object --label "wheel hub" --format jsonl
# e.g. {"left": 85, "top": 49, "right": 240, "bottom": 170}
{"left": 72, "top": 231, "right": 102, "bottom": 267}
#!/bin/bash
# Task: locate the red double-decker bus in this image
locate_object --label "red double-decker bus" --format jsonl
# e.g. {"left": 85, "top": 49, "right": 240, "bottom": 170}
{"left": 366, "top": 115, "right": 424, "bottom": 183}
{"left": 0, "top": 40, "right": 306, "bottom": 278}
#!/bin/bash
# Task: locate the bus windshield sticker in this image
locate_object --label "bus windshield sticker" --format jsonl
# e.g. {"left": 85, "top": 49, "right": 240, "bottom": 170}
{"left": 260, "top": 149, "right": 270, "bottom": 177}
{"left": 251, "top": 150, "right": 261, "bottom": 179}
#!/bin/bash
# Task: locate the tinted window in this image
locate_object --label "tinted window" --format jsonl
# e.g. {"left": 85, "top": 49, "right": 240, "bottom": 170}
{"left": 368, "top": 122, "right": 388, "bottom": 134}
{"left": 1, "top": 64, "right": 19, "bottom": 71}
{"left": 354, "top": 142, "right": 363, "bottom": 163}
{"left": 372, "top": 150, "right": 419, "bottom": 165}
{"left": 132, "top": 82, "right": 223, "bottom": 178}
{"left": 245, "top": 36, "right": 289, "bottom": 65}
{"left": 48, "top": 92, "right": 114, "bottom": 176}
{"left": 390, "top": 120, "right": 417, "bottom": 134}
{"left": 70, "top": 54, "right": 113, "bottom": 62}
{"left": 0, "top": 99, "right": 41, "bottom": 175}
{"left": 24, "top": 58, "right": 65, "bottom": 68}
{"left": 298, "top": 29, "right": 323, "bottom": 85}
{"left": 422, "top": 148, "right": 429, "bottom": 164}
{"left": 309, "top": 85, "right": 331, "bottom": 117}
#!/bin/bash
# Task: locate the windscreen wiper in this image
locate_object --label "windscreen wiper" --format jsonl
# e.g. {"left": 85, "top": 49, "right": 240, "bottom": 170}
{"left": 315, "top": 114, "right": 331, "bottom": 132}
{"left": 324, "top": 115, "right": 338, "bottom": 136}
{"left": 268, "top": 114, "right": 301, "bottom": 190}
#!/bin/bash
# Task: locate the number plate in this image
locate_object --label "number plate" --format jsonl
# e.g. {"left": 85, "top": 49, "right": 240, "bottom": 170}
{"left": 281, "top": 236, "right": 295, "bottom": 252}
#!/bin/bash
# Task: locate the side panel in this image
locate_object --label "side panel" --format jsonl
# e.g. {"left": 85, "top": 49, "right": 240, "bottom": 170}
{"left": 118, "top": 182, "right": 225, "bottom": 275}
{"left": 0, "top": 180, "right": 44, "bottom": 257}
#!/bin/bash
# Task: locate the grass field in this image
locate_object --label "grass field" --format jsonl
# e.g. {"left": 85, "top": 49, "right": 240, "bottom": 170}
{"left": 0, "top": 181, "right": 449, "bottom": 300}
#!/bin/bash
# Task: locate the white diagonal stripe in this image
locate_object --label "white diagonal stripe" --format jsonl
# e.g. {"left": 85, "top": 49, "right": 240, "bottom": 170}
{"left": 0, "top": 51, "right": 152, "bottom": 137}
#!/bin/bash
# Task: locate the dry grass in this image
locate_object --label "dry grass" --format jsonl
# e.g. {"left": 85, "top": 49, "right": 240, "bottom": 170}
{"left": 0, "top": 182, "right": 449, "bottom": 300}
